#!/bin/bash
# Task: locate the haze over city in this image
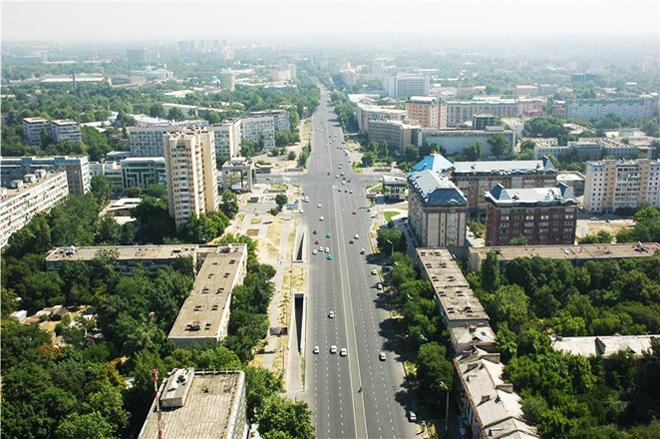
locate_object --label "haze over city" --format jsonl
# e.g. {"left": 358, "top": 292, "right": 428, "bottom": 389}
{"left": 1, "top": 1, "right": 659, "bottom": 439}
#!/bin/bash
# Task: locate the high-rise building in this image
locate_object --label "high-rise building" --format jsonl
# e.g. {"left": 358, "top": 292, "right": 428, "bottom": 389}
{"left": 126, "top": 48, "right": 151, "bottom": 67}
{"left": 241, "top": 116, "right": 276, "bottom": 151}
{"left": 405, "top": 96, "right": 443, "bottom": 128}
{"left": 210, "top": 119, "right": 242, "bottom": 160}
{"left": 250, "top": 109, "right": 291, "bottom": 131}
{"left": 583, "top": 159, "right": 660, "bottom": 213}
{"left": 163, "top": 128, "right": 219, "bottom": 226}
{"left": 484, "top": 183, "right": 578, "bottom": 246}
{"left": 22, "top": 117, "right": 49, "bottom": 146}
{"left": 383, "top": 73, "right": 430, "bottom": 98}
{"left": 407, "top": 170, "right": 468, "bottom": 249}
{"left": 1, "top": 170, "right": 69, "bottom": 248}
{"left": 1, "top": 155, "right": 90, "bottom": 194}
{"left": 218, "top": 70, "right": 235, "bottom": 91}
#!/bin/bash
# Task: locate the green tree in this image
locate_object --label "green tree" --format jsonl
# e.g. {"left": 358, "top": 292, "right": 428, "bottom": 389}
{"left": 377, "top": 226, "right": 406, "bottom": 256}
{"left": 221, "top": 189, "right": 239, "bottom": 219}
{"left": 55, "top": 411, "right": 115, "bottom": 439}
{"left": 149, "top": 103, "right": 165, "bottom": 118}
{"left": 167, "top": 107, "right": 186, "bottom": 121}
{"left": 257, "top": 395, "right": 315, "bottom": 439}
{"left": 509, "top": 235, "right": 529, "bottom": 245}
{"left": 416, "top": 342, "right": 454, "bottom": 410}
{"left": 463, "top": 141, "right": 481, "bottom": 160}
{"left": 275, "top": 194, "right": 288, "bottom": 208}
{"left": 487, "top": 133, "right": 509, "bottom": 158}
{"left": 90, "top": 175, "right": 111, "bottom": 205}
{"left": 481, "top": 251, "right": 500, "bottom": 293}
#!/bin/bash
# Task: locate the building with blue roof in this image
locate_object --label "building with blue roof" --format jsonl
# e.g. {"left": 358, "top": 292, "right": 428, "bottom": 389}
{"left": 408, "top": 170, "right": 468, "bottom": 249}
{"left": 411, "top": 153, "right": 455, "bottom": 174}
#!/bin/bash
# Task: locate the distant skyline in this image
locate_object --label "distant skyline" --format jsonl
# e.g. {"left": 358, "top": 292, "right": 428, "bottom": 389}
{"left": 2, "top": 0, "right": 659, "bottom": 42}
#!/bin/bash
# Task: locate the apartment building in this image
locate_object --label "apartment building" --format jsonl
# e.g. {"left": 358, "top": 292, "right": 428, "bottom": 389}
{"left": 210, "top": 119, "right": 242, "bottom": 159}
{"left": 88, "top": 161, "right": 124, "bottom": 194}
{"left": 128, "top": 119, "right": 209, "bottom": 157}
{"left": 583, "top": 159, "right": 660, "bottom": 213}
{"left": 1, "top": 170, "right": 69, "bottom": 248}
{"left": 168, "top": 243, "right": 248, "bottom": 346}
{"left": 472, "top": 114, "right": 496, "bottom": 130}
{"left": 408, "top": 170, "right": 468, "bottom": 249}
{"left": 164, "top": 128, "right": 219, "bottom": 226}
{"left": 417, "top": 127, "right": 514, "bottom": 156}
{"left": 484, "top": 183, "right": 578, "bottom": 246}
{"left": 138, "top": 368, "right": 247, "bottom": 439}
{"left": 122, "top": 157, "right": 166, "bottom": 189}
{"left": 50, "top": 119, "right": 82, "bottom": 143}
{"left": 0, "top": 155, "right": 90, "bottom": 194}
{"left": 241, "top": 115, "right": 276, "bottom": 151}
{"left": 446, "top": 99, "right": 518, "bottom": 126}
{"left": 405, "top": 96, "right": 447, "bottom": 128}
{"left": 514, "top": 85, "right": 539, "bottom": 97}
{"left": 533, "top": 137, "right": 652, "bottom": 161}
{"left": 383, "top": 73, "right": 430, "bottom": 98}
{"left": 218, "top": 70, "right": 235, "bottom": 91}
{"left": 565, "top": 95, "right": 659, "bottom": 121}
{"left": 367, "top": 118, "right": 418, "bottom": 151}
{"left": 250, "top": 109, "right": 291, "bottom": 131}
{"left": 22, "top": 117, "right": 49, "bottom": 146}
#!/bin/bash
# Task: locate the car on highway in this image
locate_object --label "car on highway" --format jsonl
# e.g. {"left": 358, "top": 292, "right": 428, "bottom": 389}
{"left": 327, "top": 171, "right": 330, "bottom": 175}
{"left": 407, "top": 411, "right": 417, "bottom": 422}
{"left": 349, "top": 238, "right": 354, "bottom": 244}
{"left": 328, "top": 311, "right": 335, "bottom": 318}
{"left": 371, "top": 269, "right": 377, "bottom": 275}
{"left": 312, "top": 249, "right": 317, "bottom": 255}
{"left": 349, "top": 190, "right": 353, "bottom": 194}
{"left": 319, "top": 246, "right": 324, "bottom": 252}
{"left": 326, "top": 232, "right": 331, "bottom": 238}
{"left": 352, "top": 210, "right": 357, "bottom": 215}
{"left": 360, "top": 248, "right": 366, "bottom": 254}
{"left": 340, "top": 347, "right": 347, "bottom": 357}
{"left": 330, "top": 345, "right": 337, "bottom": 354}
{"left": 327, "top": 254, "right": 333, "bottom": 261}
{"left": 313, "top": 229, "right": 317, "bottom": 234}
{"left": 354, "top": 234, "right": 359, "bottom": 239}
{"left": 318, "top": 203, "right": 322, "bottom": 208}
{"left": 342, "top": 180, "right": 345, "bottom": 185}
{"left": 347, "top": 179, "right": 351, "bottom": 183}
{"left": 313, "top": 345, "right": 319, "bottom": 354}
{"left": 377, "top": 283, "right": 383, "bottom": 290}
{"left": 335, "top": 174, "right": 339, "bottom": 178}
{"left": 315, "top": 238, "right": 320, "bottom": 244}
{"left": 338, "top": 188, "right": 342, "bottom": 192}
{"left": 379, "top": 352, "right": 386, "bottom": 361}
{"left": 319, "top": 216, "right": 324, "bottom": 221}
{"left": 325, "top": 246, "right": 329, "bottom": 253}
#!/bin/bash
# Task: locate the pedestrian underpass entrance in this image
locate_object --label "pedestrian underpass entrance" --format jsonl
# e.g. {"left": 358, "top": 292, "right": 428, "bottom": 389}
{"left": 294, "top": 293, "right": 305, "bottom": 352}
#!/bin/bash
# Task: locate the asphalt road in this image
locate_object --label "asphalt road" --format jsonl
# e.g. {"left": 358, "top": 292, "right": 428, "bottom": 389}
{"left": 297, "top": 87, "right": 418, "bottom": 439}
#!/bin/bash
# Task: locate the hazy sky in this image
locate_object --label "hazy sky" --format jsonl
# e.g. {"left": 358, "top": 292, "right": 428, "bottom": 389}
{"left": 2, "top": 0, "right": 659, "bottom": 42}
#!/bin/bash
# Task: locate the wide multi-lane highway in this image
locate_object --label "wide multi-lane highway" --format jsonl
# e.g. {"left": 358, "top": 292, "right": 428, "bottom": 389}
{"left": 298, "top": 87, "right": 417, "bottom": 438}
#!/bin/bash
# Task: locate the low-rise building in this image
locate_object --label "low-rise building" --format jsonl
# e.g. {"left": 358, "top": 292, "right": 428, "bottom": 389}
{"left": 381, "top": 175, "right": 407, "bottom": 201}
{"left": 367, "top": 118, "right": 418, "bottom": 151}
{"left": 584, "top": 159, "right": 660, "bottom": 213}
{"left": 472, "top": 114, "right": 497, "bottom": 130}
{"left": 121, "top": 157, "right": 166, "bottom": 189}
{"left": 417, "top": 248, "right": 489, "bottom": 327}
{"left": 565, "top": 95, "right": 659, "bottom": 121}
{"left": 408, "top": 171, "right": 468, "bottom": 249}
{"left": 405, "top": 96, "right": 446, "bottom": 128}
{"left": 454, "top": 348, "right": 538, "bottom": 439}
{"left": 250, "top": 109, "right": 290, "bottom": 131}
{"left": 355, "top": 100, "right": 407, "bottom": 133}
{"left": 417, "top": 127, "right": 514, "bottom": 156}
{"left": 467, "top": 242, "right": 660, "bottom": 271}
{"left": 168, "top": 244, "right": 248, "bottom": 346}
{"left": 138, "top": 368, "right": 247, "bottom": 439}
{"left": 449, "top": 324, "right": 497, "bottom": 354}
{"left": 89, "top": 161, "right": 124, "bottom": 194}
{"left": 446, "top": 99, "right": 518, "bottom": 127}
{"left": 1, "top": 155, "right": 90, "bottom": 194}
{"left": 1, "top": 170, "right": 69, "bottom": 248}
{"left": 551, "top": 334, "right": 659, "bottom": 358}
{"left": 484, "top": 183, "right": 578, "bottom": 246}
{"left": 22, "top": 116, "right": 49, "bottom": 146}
{"left": 532, "top": 137, "right": 653, "bottom": 161}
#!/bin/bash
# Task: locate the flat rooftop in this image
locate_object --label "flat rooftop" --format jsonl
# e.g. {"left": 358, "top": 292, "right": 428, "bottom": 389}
{"left": 417, "top": 248, "right": 489, "bottom": 325}
{"left": 1, "top": 171, "right": 66, "bottom": 201}
{"left": 468, "top": 242, "right": 660, "bottom": 269}
{"left": 139, "top": 369, "right": 245, "bottom": 439}
{"left": 551, "top": 334, "right": 659, "bottom": 358}
{"left": 168, "top": 244, "right": 247, "bottom": 342}
{"left": 453, "top": 158, "right": 554, "bottom": 175}
{"left": 46, "top": 244, "right": 199, "bottom": 263}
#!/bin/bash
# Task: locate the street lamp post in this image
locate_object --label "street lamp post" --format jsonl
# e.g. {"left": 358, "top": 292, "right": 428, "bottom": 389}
{"left": 386, "top": 239, "right": 393, "bottom": 259}
{"left": 439, "top": 381, "right": 449, "bottom": 435}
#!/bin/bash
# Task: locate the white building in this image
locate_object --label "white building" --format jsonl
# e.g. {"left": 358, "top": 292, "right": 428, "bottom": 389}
{"left": 383, "top": 73, "right": 430, "bottom": 98}
{"left": 584, "top": 159, "right": 660, "bottom": 213}
{"left": 210, "top": 119, "right": 242, "bottom": 160}
{"left": 565, "top": 95, "right": 659, "bottom": 121}
{"left": 22, "top": 117, "right": 49, "bottom": 146}
{"left": 50, "top": 119, "right": 82, "bottom": 143}
{"left": 0, "top": 170, "right": 69, "bottom": 248}
{"left": 241, "top": 115, "right": 276, "bottom": 151}
{"left": 128, "top": 119, "right": 209, "bottom": 157}
{"left": 417, "top": 127, "right": 515, "bottom": 156}
{"left": 250, "top": 109, "right": 291, "bottom": 131}
{"left": 163, "top": 128, "right": 219, "bottom": 226}
{"left": 1, "top": 155, "right": 90, "bottom": 195}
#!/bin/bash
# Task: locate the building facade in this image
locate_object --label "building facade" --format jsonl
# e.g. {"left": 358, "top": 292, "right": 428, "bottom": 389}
{"left": 50, "top": 119, "right": 82, "bottom": 143}
{"left": 121, "top": 157, "right": 166, "bottom": 189}
{"left": 446, "top": 99, "right": 518, "bottom": 126}
{"left": 408, "top": 170, "right": 468, "bottom": 249}
{"left": 484, "top": 183, "right": 578, "bottom": 246}
{"left": 1, "top": 170, "right": 69, "bottom": 248}
{"left": 583, "top": 159, "right": 660, "bottom": 213}
{"left": 250, "top": 109, "right": 291, "bottom": 131}
{"left": 417, "top": 127, "right": 514, "bottom": 156}
{"left": 164, "top": 128, "right": 219, "bottom": 226}
{"left": 210, "top": 119, "right": 242, "bottom": 159}
{"left": 472, "top": 114, "right": 496, "bottom": 130}
{"left": 405, "top": 96, "right": 445, "bottom": 128}
{"left": 240, "top": 115, "right": 276, "bottom": 151}
{"left": 367, "top": 118, "right": 418, "bottom": 151}
{"left": 22, "top": 117, "right": 49, "bottom": 146}
{"left": 356, "top": 101, "right": 407, "bottom": 133}
{"left": 383, "top": 73, "right": 430, "bottom": 98}
{"left": 565, "top": 96, "right": 659, "bottom": 121}
{"left": 128, "top": 120, "right": 209, "bottom": 157}
{"left": 0, "top": 155, "right": 90, "bottom": 194}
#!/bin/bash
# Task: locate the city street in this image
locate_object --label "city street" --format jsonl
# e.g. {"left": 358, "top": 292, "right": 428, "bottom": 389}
{"left": 296, "top": 87, "right": 419, "bottom": 438}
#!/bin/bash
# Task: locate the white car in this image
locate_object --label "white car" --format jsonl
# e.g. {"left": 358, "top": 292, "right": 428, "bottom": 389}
{"left": 319, "top": 246, "right": 324, "bottom": 252}
{"left": 408, "top": 411, "right": 417, "bottom": 422}
{"left": 360, "top": 248, "right": 366, "bottom": 254}
{"left": 328, "top": 311, "right": 335, "bottom": 318}
{"left": 377, "top": 283, "right": 383, "bottom": 290}
{"left": 318, "top": 203, "right": 322, "bottom": 208}
{"left": 340, "top": 347, "right": 347, "bottom": 357}
{"left": 330, "top": 345, "right": 337, "bottom": 354}
{"left": 379, "top": 352, "right": 386, "bottom": 361}
{"left": 320, "top": 216, "right": 324, "bottom": 221}
{"left": 354, "top": 234, "right": 359, "bottom": 239}
{"left": 325, "top": 247, "right": 330, "bottom": 253}
{"left": 371, "top": 269, "right": 377, "bottom": 275}
{"left": 313, "top": 345, "right": 319, "bottom": 354}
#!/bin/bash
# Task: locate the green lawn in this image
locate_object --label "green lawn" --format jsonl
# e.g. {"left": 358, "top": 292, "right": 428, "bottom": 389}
{"left": 384, "top": 211, "right": 398, "bottom": 223}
